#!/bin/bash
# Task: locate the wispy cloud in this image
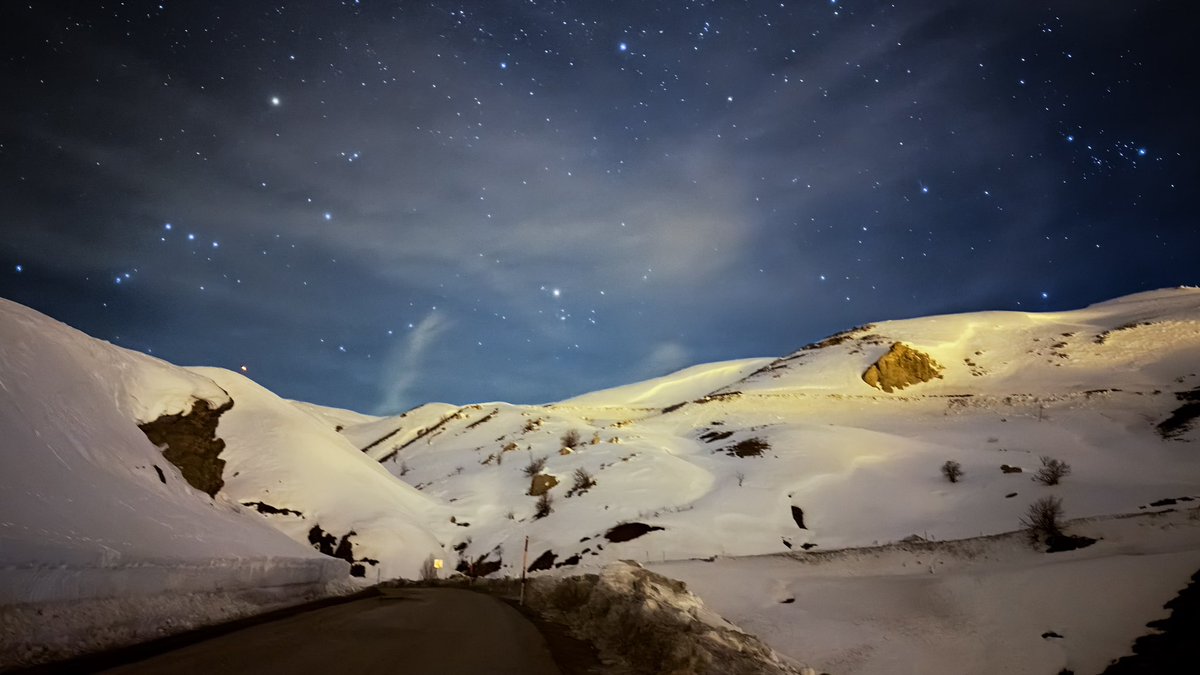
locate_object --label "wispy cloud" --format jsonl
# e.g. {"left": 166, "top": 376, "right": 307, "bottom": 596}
{"left": 375, "top": 312, "right": 451, "bottom": 414}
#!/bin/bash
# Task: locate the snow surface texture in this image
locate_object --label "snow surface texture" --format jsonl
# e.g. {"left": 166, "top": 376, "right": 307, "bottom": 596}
{"left": 653, "top": 509, "right": 1200, "bottom": 675}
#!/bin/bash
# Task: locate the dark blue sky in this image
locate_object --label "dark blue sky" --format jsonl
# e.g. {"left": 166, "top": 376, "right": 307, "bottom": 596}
{"left": 2, "top": 1, "right": 1196, "bottom": 413}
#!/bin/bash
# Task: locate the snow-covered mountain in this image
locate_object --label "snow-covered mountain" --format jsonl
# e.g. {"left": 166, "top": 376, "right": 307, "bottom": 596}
{"left": 321, "top": 287, "right": 1200, "bottom": 577}
{"left": 3, "top": 288, "right": 1199, "bottom": 591}
{"left": 3, "top": 287, "right": 1199, "bottom": 670}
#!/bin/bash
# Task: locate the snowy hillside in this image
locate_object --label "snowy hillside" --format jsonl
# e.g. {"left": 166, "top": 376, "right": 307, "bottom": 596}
{"left": 0, "top": 296, "right": 442, "bottom": 607}
{"left": 3, "top": 288, "right": 1199, "bottom": 670}
{"left": 331, "top": 287, "right": 1200, "bottom": 578}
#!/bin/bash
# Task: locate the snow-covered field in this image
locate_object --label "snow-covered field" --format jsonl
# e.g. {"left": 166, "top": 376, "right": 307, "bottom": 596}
{"left": 2, "top": 287, "right": 1199, "bottom": 670}
{"left": 653, "top": 509, "right": 1200, "bottom": 675}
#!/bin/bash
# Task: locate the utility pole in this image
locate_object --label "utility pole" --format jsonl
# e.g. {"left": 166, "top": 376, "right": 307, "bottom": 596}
{"left": 519, "top": 535, "right": 529, "bottom": 606}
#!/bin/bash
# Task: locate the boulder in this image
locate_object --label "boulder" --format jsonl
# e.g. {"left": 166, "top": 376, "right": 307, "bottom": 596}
{"left": 862, "top": 342, "right": 943, "bottom": 393}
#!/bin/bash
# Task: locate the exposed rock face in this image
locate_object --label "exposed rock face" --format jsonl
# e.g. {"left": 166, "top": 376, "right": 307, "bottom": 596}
{"left": 862, "top": 342, "right": 943, "bottom": 393}
{"left": 138, "top": 398, "right": 233, "bottom": 497}
{"left": 529, "top": 473, "right": 559, "bottom": 496}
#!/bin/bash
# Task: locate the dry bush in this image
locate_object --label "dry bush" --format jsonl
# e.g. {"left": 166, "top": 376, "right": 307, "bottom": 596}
{"left": 1020, "top": 495, "right": 1064, "bottom": 545}
{"left": 534, "top": 492, "right": 554, "bottom": 519}
{"left": 523, "top": 455, "right": 548, "bottom": 477}
{"left": 561, "top": 428, "right": 581, "bottom": 449}
{"left": 567, "top": 468, "right": 596, "bottom": 497}
{"left": 941, "top": 459, "right": 963, "bottom": 483}
{"left": 1034, "top": 456, "right": 1071, "bottom": 485}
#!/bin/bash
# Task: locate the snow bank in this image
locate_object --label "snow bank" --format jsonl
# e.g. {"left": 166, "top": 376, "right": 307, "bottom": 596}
{"left": 528, "top": 561, "right": 803, "bottom": 675}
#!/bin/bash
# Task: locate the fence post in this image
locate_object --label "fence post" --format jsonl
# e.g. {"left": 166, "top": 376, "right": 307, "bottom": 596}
{"left": 519, "top": 535, "right": 529, "bottom": 606}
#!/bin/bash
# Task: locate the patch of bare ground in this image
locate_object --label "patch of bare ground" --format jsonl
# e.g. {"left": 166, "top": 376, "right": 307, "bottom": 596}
{"left": 138, "top": 397, "right": 233, "bottom": 497}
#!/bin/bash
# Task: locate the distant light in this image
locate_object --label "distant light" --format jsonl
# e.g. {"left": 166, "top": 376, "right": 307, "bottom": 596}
{"left": 618, "top": 42, "right": 628, "bottom": 52}
{"left": 1041, "top": 291, "right": 1049, "bottom": 299}
{"left": 270, "top": 96, "right": 281, "bottom": 106}
{"left": 240, "top": 365, "right": 248, "bottom": 372}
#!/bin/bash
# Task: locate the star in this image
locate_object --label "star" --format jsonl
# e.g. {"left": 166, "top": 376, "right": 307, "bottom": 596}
{"left": 270, "top": 96, "right": 281, "bottom": 106}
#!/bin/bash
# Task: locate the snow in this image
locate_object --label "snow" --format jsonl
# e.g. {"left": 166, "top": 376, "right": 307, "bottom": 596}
{"left": 652, "top": 510, "right": 1200, "bottom": 675}
{"left": 3, "top": 287, "right": 1200, "bottom": 669}
{"left": 336, "top": 288, "right": 1200, "bottom": 576}
{"left": 192, "top": 367, "right": 443, "bottom": 580}
{"left": 0, "top": 298, "right": 334, "bottom": 588}
{"left": 556, "top": 357, "right": 772, "bottom": 409}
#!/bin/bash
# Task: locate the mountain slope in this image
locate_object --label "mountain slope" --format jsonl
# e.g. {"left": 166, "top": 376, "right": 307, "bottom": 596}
{"left": 333, "top": 287, "right": 1200, "bottom": 577}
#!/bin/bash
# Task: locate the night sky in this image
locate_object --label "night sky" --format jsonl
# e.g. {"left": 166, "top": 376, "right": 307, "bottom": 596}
{"left": 2, "top": 1, "right": 1196, "bottom": 413}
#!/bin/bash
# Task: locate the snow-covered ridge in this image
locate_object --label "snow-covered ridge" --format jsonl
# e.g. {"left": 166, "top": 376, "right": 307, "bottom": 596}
{"left": 3, "top": 288, "right": 1199, "bottom": 595}
{"left": 325, "top": 287, "right": 1200, "bottom": 581}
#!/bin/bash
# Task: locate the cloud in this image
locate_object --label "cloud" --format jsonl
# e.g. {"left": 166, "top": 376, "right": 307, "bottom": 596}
{"left": 375, "top": 312, "right": 451, "bottom": 414}
{"left": 637, "top": 342, "right": 691, "bottom": 379}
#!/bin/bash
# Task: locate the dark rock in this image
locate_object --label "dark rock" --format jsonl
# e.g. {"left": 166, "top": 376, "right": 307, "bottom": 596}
{"left": 604, "top": 522, "right": 665, "bottom": 543}
{"left": 138, "top": 397, "right": 234, "bottom": 497}
{"left": 242, "top": 501, "right": 304, "bottom": 517}
{"left": 528, "top": 550, "right": 557, "bottom": 572}
{"left": 791, "top": 505, "right": 807, "bottom": 529}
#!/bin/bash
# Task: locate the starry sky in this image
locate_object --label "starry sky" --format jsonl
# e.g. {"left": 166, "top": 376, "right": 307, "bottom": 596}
{"left": 2, "top": 1, "right": 1196, "bottom": 414}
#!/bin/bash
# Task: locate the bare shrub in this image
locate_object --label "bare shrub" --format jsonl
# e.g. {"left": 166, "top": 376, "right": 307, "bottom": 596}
{"left": 534, "top": 492, "right": 554, "bottom": 519}
{"left": 567, "top": 468, "right": 596, "bottom": 497}
{"left": 1034, "top": 456, "right": 1071, "bottom": 485}
{"left": 941, "top": 459, "right": 963, "bottom": 483}
{"left": 523, "top": 455, "right": 548, "bottom": 477}
{"left": 561, "top": 428, "right": 581, "bottom": 449}
{"left": 735, "top": 471, "right": 746, "bottom": 487}
{"left": 399, "top": 461, "right": 411, "bottom": 476}
{"left": 419, "top": 553, "right": 438, "bottom": 581}
{"left": 1020, "top": 495, "right": 1064, "bottom": 545}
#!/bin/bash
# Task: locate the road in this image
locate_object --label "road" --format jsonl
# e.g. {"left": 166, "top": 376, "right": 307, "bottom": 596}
{"left": 100, "top": 588, "right": 563, "bottom": 675}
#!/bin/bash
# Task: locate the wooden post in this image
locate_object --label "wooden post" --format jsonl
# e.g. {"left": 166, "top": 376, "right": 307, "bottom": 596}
{"left": 519, "top": 535, "right": 529, "bottom": 606}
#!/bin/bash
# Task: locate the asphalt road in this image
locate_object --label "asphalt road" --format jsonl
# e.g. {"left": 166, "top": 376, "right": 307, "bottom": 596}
{"left": 100, "top": 588, "right": 563, "bottom": 675}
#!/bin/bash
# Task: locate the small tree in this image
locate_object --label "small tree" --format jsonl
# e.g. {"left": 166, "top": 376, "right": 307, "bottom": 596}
{"left": 419, "top": 553, "right": 438, "bottom": 581}
{"left": 941, "top": 459, "right": 964, "bottom": 483}
{"left": 561, "top": 428, "right": 581, "bottom": 449}
{"left": 1020, "top": 495, "right": 1064, "bottom": 546}
{"left": 523, "top": 454, "right": 548, "bottom": 477}
{"left": 534, "top": 492, "right": 554, "bottom": 519}
{"left": 1034, "top": 456, "right": 1071, "bottom": 486}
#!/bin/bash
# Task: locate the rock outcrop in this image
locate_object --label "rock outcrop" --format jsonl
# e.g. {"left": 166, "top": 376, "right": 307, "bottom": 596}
{"left": 529, "top": 473, "right": 559, "bottom": 496}
{"left": 138, "top": 397, "right": 233, "bottom": 497}
{"left": 862, "top": 342, "right": 943, "bottom": 393}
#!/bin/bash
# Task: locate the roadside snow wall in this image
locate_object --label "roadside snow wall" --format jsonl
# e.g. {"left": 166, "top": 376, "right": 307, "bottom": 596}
{"left": 527, "top": 561, "right": 803, "bottom": 675}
